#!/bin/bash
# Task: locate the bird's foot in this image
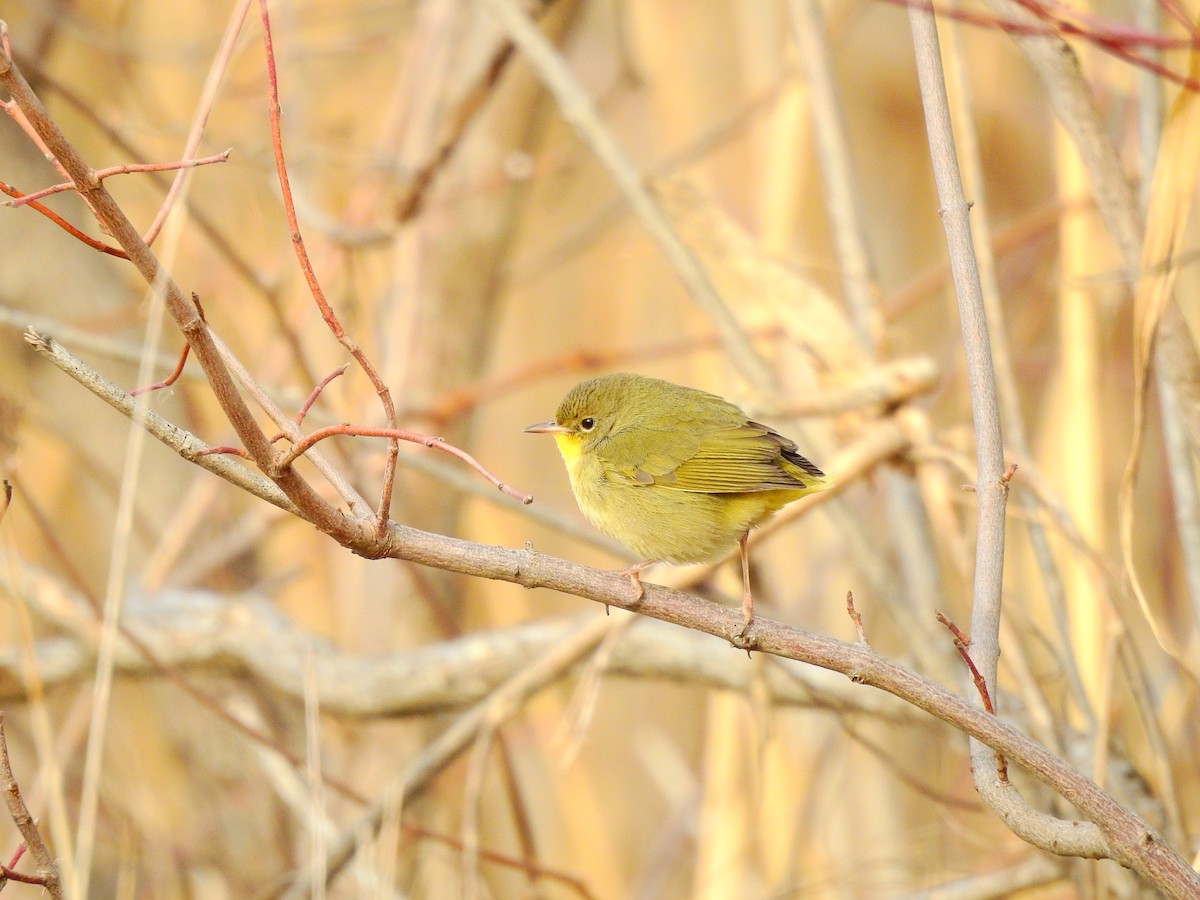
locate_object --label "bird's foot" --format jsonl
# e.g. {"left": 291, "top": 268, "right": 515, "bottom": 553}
{"left": 730, "top": 594, "right": 756, "bottom": 654}
{"left": 612, "top": 560, "right": 654, "bottom": 604}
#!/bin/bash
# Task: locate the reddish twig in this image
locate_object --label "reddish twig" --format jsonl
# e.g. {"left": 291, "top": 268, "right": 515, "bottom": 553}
{"left": 0, "top": 179, "right": 128, "bottom": 257}
{"left": 877, "top": 0, "right": 1200, "bottom": 91}
{"left": 936, "top": 612, "right": 1009, "bottom": 783}
{"left": 5, "top": 151, "right": 232, "bottom": 208}
{"left": 129, "top": 294, "right": 207, "bottom": 396}
{"left": 295, "top": 364, "right": 351, "bottom": 427}
{"left": 5, "top": 842, "right": 24, "bottom": 871}
{"left": 256, "top": 0, "right": 400, "bottom": 531}
{"left": 277, "top": 424, "right": 533, "bottom": 504}
{"left": 0, "top": 861, "right": 49, "bottom": 886}
{"left": 130, "top": 345, "right": 191, "bottom": 397}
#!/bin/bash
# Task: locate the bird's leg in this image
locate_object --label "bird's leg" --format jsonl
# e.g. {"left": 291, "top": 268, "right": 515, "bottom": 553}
{"left": 737, "top": 533, "right": 755, "bottom": 636}
{"left": 613, "top": 559, "right": 655, "bottom": 601}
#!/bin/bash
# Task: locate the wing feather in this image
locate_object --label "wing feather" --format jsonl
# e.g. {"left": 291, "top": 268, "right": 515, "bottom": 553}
{"left": 595, "top": 418, "right": 826, "bottom": 494}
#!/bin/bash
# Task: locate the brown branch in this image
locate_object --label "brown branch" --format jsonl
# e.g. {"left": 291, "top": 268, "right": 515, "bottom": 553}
{"left": 1, "top": 27, "right": 357, "bottom": 547}
{"left": 0, "top": 715, "right": 61, "bottom": 898}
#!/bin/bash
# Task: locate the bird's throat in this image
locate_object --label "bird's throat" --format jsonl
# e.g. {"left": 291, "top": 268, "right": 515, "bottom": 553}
{"left": 553, "top": 433, "right": 584, "bottom": 474}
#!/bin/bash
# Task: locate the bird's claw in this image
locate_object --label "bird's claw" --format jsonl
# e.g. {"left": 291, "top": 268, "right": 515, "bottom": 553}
{"left": 730, "top": 615, "right": 756, "bottom": 655}
{"left": 624, "top": 569, "right": 646, "bottom": 604}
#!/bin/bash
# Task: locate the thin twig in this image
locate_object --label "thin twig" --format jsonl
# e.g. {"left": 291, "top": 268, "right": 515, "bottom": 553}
{"left": 276, "top": 425, "right": 532, "bottom": 504}
{"left": 845, "top": 591, "right": 868, "bottom": 646}
{"left": 128, "top": 344, "right": 190, "bottom": 396}
{"left": 256, "top": 0, "right": 401, "bottom": 531}
{"left": 936, "top": 612, "right": 1009, "bottom": 781}
{"left": 0, "top": 179, "right": 127, "bottom": 256}
{"left": 909, "top": 0, "right": 1071, "bottom": 860}
{"left": 4, "top": 151, "right": 230, "bottom": 207}
{"left": 938, "top": 1, "right": 1097, "bottom": 734}
{"left": 295, "top": 365, "right": 350, "bottom": 427}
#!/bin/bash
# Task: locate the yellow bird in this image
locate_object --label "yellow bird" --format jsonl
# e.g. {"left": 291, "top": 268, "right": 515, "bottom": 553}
{"left": 525, "top": 373, "right": 830, "bottom": 633}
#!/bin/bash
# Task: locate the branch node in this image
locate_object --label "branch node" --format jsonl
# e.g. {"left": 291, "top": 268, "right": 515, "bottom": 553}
{"left": 936, "top": 612, "right": 1008, "bottom": 782}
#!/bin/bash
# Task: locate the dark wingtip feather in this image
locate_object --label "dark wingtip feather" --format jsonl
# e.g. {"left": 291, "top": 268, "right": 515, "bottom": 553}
{"left": 782, "top": 446, "right": 826, "bottom": 481}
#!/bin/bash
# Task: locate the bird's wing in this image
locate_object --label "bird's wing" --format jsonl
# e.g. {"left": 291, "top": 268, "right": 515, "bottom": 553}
{"left": 597, "top": 419, "right": 826, "bottom": 493}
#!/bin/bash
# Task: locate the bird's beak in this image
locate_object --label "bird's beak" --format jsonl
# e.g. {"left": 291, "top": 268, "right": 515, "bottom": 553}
{"left": 524, "top": 420, "right": 571, "bottom": 435}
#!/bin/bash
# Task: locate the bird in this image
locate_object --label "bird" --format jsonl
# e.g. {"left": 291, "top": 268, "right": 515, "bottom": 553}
{"left": 524, "top": 373, "right": 830, "bottom": 635}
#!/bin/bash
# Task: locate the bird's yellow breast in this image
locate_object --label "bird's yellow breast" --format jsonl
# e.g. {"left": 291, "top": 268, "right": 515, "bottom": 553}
{"left": 550, "top": 432, "right": 801, "bottom": 564}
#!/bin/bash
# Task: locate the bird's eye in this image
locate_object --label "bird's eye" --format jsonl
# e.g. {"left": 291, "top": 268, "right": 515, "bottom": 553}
{"left": 580, "top": 417, "right": 596, "bottom": 431}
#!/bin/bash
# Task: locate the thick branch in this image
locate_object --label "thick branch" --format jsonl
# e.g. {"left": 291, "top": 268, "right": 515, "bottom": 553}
{"left": 0, "top": 35, "right": 352, "bottom": 542}
{"left": 376, "top": 520, "right": 1199, "bottom": 891}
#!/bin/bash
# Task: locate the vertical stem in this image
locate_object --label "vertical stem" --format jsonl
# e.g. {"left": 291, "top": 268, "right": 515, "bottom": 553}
{"left": 907, "top": 9, "right": 1006, "bottom": 692}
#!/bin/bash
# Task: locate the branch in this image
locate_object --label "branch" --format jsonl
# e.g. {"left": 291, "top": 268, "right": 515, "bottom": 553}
{"left": 19, "top": 319, "right": 1190, "bottom": 883}
{"left": 378, "top": 522, "right": 1198, "bottom": 890}
{"left": 0, "top": 714, "right": 61, "bottom": 898}
{"left": 23, "top": 329, "right": 300, "bottom": 517}
{"left": 256, "top": 0, "right": 400, "bottom": 530}
{"left": 0, "top": 25, "right": 348, "bottom": 541}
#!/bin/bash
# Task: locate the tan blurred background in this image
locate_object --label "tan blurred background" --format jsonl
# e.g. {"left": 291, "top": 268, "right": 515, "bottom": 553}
{"left": 0, "top": 0, "right": 1197, "bottom": 897}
